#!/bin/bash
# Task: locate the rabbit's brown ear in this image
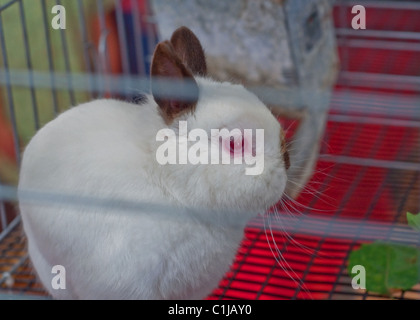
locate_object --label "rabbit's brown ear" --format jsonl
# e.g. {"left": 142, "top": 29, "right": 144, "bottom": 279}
{"left": 151, "top": 40, "right": 199, "bottom": 125}
{"left": 170, "top": 26, "right": 207, "bottom": 76}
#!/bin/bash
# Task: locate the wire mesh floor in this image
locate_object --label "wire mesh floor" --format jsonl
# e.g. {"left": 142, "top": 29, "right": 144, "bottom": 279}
{"left": 1, "top": 0, "right": 420, "bottom": 300}
{"left": 0, "top": 223, "right": 47, "bottom": 298}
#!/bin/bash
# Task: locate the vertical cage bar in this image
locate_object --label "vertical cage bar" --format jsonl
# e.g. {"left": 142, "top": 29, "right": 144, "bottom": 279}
{"left": 96, "top": 0, "right": 110, "bottom": 98}
{"left": 144, "top": 0, "right": 158, "bottom": 67}
{"left": 0, "top": 201, "right": 7, "bottom": 232}
{"left": 41, "top": 0, "right": 59, "bottom": 115}
{"left": 115, "top": 0, "right": 130, "bottom": 75}
{"left": 131, "top": 0, "right": 146, "bottom": 75}
{"left": 115, "top": 0, "right": 131, "bottom": 99}
{"left": 18, "top": 0, "right": 40, "bottom": 130}
{"left": 419, "top": 180, "right": 420, "bottom": 216}
{"left": 77, "top": 0, "right": 95, "bottom": 99}
{"left": 96, "top": 0, "right": 109, "bottom": 73}
{"left": 0, "top": 14, "right": 21, "bottom": 165}
{"left": 56, "top": 0, "right": 76, "bottom": 106}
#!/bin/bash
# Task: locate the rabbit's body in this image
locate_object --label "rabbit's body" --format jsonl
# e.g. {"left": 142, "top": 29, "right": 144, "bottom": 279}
{"left": 18, "top": 27, "right": 289, "bottom": 299}
{"left": 19, "top": 90, "right": 260, "bottom": 300}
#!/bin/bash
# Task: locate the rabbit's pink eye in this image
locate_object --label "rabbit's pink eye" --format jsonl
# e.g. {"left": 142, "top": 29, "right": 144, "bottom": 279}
{"left": 229, "top": 136, "right": 244, "bottom": 155}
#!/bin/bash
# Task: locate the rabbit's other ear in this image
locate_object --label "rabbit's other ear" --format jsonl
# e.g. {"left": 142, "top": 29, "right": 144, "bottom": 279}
{"left": 151, "top": 40, "right": 199, "bottom": 125}
{"left": 170, "top": 26, "right": 207, "bottom": 76}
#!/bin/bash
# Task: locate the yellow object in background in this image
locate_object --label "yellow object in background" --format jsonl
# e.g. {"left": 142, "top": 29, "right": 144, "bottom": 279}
{"left": 0, "top": 0, "right": 112, "bottom": 185}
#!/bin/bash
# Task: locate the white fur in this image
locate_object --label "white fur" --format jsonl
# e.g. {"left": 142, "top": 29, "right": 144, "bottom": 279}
{"left": 18, "top": 77, "right": 287, "bottom": 299}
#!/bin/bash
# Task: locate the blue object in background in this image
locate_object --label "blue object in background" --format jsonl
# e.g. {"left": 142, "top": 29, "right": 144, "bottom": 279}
{"left": 123, "top": 13, "right": 156, "bottom": 75}
{"left": 121, "top": 0, "right": 159, "bottom": 76}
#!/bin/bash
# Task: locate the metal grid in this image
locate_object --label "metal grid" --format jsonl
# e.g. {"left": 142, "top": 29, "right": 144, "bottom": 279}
{"left": 0, "top": 0, "right": 420, "bottom": 300}
{"left": 0, "top": 0, "right": 159, "bottom": 298}
{"left": 208, "top": 0, "right": 420, "bottom": 300}
{"left": 0, "top": 222, "right": 47, "bottom": 298}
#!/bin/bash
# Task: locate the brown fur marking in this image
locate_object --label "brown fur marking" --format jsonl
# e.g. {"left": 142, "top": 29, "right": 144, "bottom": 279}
{"left": 151, "top": 40, "right": 199, "bottom": 125}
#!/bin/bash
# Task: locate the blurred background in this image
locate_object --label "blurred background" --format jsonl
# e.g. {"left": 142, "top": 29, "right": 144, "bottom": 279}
{"left": 0, "top": 0, "right": 419, "bottom": 299}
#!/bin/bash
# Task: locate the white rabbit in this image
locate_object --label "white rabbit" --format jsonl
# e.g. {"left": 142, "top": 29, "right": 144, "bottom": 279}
{"left": 18, "top": 27, "right": 289, "bottom": 299}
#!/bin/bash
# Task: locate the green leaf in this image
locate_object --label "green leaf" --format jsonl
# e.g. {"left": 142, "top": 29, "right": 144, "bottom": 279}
{"left": 407, "top": 212, "right": 420, "bottom": 231}
{"left": 348, "top": 242, "right": 420, "bottom": 295}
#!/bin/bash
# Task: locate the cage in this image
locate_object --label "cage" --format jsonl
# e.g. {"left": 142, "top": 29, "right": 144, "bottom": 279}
{"left": 0, "top": 0, "right": 419, "bottom": 300}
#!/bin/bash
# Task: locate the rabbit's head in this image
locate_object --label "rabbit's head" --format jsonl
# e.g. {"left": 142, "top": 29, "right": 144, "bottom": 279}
{"left": 151, "top": 27, "right": 289, "bottom": 213}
